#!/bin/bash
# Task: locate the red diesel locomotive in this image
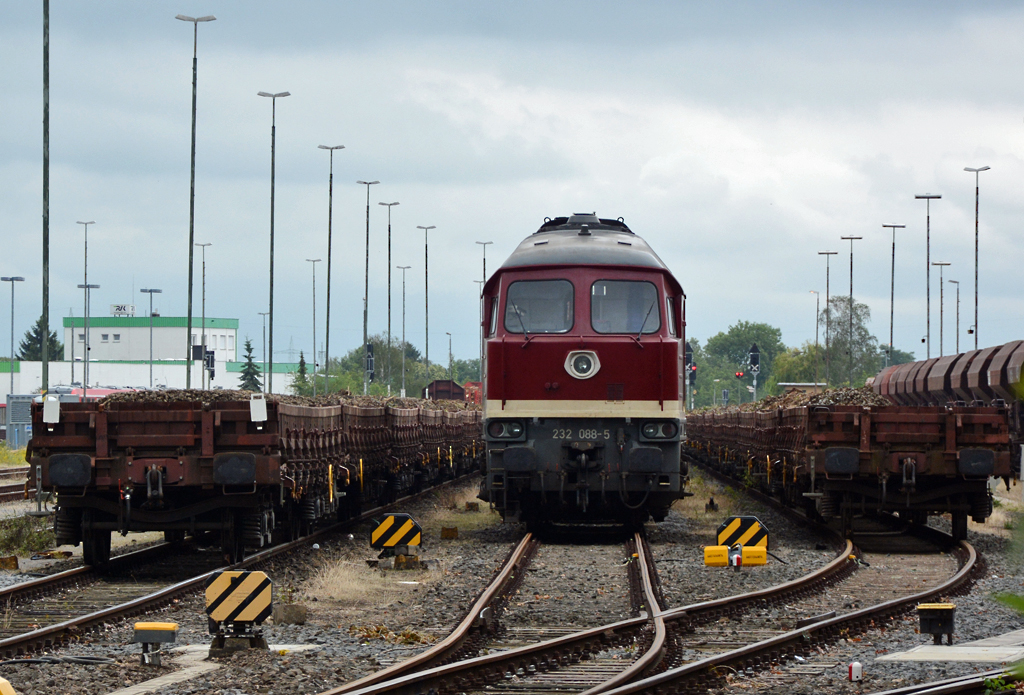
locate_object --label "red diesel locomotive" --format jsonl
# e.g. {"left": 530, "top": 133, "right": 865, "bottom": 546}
{"left": 480, "top": 214, "right": 688, "bottom": 526}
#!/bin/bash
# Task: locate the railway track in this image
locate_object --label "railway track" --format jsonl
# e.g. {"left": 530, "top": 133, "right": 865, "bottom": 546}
{"left": 320, "top": 526, "right": 858, "bottom": 695}
{"left": 0, "top": 467, "right": 32, "bottom": 504}
{"left": 327, "top": 458, "right": 983, "bottom": 695}
{"left": 0, "top": 474, "right": 477, "bottom": 659}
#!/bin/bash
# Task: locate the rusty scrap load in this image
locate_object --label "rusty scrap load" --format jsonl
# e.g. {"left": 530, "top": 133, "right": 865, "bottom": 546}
{"left": 99, "top": 389, "right": 480, "bottom": 411}
{"left": 694, "top": 386, "right": 890, "bottom": 414}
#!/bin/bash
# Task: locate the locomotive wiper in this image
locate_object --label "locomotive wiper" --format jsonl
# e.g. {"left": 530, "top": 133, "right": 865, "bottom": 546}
{"left": 509, "top": 300, "right": 533, "bottom": 345}
{"left": 633, "top": 300, "right": 657, "bottom": 345}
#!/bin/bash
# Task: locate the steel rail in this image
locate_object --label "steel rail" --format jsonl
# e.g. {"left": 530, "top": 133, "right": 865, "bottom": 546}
{"left": 321, "top": 536, "right": 855, "bottom": 695}
{"left": 580, "top": 532, "right": 665, "bottom": 695}
{"left": 597, "top": 540, "right": 978, "bottom": 695}
{"left": 866, "top": 668, "right": 1009, "bottom": 695}
{"left": 0, "top": 473, "right": 478, "bottom": 658}
{"left": 322, "top": 532, "right": 538, "bottom": 695}
{"left": 0, "top": 482, "right": 35, "bottom": 503}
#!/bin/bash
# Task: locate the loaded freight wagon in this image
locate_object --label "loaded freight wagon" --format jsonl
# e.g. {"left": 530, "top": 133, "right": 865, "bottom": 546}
{"left": 26, "top": 391, "right": 483, "bottom": 565}
{"left": 685, "top": 389, "right": 1011, "bottom": 540}
{"left": 872, "top": 340, "right": 1024, "bottom": 476}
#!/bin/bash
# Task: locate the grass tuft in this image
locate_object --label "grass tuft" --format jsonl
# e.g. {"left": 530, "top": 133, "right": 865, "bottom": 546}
{"left": 0, "top": 515, "right": 55, "bottom": 555}
{"left": 0, "top": 445, "right": 26, "bottom": 468}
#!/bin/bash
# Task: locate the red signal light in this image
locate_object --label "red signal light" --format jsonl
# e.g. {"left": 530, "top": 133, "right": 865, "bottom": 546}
{"left": 735, "top": 371, "right": 745, "bottom": 379}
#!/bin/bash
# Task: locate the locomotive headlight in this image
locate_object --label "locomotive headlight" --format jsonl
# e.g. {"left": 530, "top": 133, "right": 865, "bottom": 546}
{"left": 640, "top": 421, "right": 680, "bottom": 440}
{"left": 565, "top": 350, "right": 601, "bottom": 380}
{"left": 487, "top": 420, "right": 525, "bottom": 439}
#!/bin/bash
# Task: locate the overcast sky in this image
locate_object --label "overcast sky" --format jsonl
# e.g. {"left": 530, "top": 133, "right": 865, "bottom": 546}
{"left": 3, "top": 1, "right": 1023, "bottom": 369}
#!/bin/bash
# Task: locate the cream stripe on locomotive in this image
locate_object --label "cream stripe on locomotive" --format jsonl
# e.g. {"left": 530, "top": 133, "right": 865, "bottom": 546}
{"left": 485, "top": 399, "right": 683, "bottom": 419}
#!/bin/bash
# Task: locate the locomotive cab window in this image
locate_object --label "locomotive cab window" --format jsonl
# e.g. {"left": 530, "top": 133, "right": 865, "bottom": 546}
{"left": 489, "top": 297, "right": 498, "bottom": 337}
{"left": 666, "top": 297, "right": 677, "bottom": 337}
{"left": 504, "top": 280, "right": 574, "bottom": 334}
{"left": 591, "top": 280, "right": 661, "bottom": 334}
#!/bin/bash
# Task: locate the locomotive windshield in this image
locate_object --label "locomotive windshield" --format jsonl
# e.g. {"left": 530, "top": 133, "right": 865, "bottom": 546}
{"left": 504, "top": 280, "right": 574, "bottom": 333}
{"left": 591, "top": 280, "right": 661, "bottom": 334}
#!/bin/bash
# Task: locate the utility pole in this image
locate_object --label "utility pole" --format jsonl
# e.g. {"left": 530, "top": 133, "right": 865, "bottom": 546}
{"left": 915, "top": 194, "right": 941, "bottom": 359}
{"left": 882, "top": 224, "right": 905, "bottom": 367}
{"left": 357, "top": 180, "right": 380, "bottom": 394}
{"left": 818, "top": 251, "right": 838, "bottom": 386}
{"left": 840, "top": 235, "right": 862, "bottom": 386}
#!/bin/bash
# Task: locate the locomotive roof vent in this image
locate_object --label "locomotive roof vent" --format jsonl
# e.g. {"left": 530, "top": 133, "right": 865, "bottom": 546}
{"left": 568, "top": 212, "right": 600, "bottom": 225}
{"left": 535, "top": 214, "right": 633, "bottom": 235}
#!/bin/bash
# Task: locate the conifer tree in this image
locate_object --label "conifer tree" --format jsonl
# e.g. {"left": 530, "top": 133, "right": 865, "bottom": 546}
{"left": 16, "top": 315, "right": 63, "bottom": 361}
{"left": 238, "top": 338, "right": 262, "bottom": 391}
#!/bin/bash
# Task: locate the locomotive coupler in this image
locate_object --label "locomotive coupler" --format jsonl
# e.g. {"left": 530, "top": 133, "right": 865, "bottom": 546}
{"left": 146, "top": 466, "right": 164, "bottom": 502}
{"left": 902, "top": 459, "right": 917, "bottom": 506}
{"left": 575, "top": 454, "right": 590, "bottom": 512}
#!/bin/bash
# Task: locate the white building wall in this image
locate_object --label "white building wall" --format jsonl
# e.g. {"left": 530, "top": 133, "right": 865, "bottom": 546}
{"left": 63, "top": 325, "right": 237, "bottom": 363}
{"left": 3, "top": 358, "right": 292, "bottom": 402}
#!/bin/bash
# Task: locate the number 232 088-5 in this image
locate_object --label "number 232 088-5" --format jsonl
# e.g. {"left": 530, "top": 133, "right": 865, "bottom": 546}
{"left": 552, "top": 429, "right": 610, "bottom": 440}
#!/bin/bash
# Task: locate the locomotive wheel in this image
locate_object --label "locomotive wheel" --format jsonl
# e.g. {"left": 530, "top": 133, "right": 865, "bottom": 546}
{"left": 951, "top": 511, "right": 968, "bottom": 541}
{"left": 164, "top": 530, "right": 186, "bottom": 544}
{"left": 221, "top": 511, "right": 245, "bottom": 564}
{"left": 82, "top": 528, "right": 111, "bottom": 567}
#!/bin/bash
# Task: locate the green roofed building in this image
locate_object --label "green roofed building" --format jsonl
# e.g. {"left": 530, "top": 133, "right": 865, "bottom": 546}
{"left": 63, "top": 315, "right": 239, "bottom": 363}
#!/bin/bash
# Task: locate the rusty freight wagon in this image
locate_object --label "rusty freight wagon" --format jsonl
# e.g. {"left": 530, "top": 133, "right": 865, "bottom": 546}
{"left": 686, "top": 401, "right": 1011, "bottom": 539}
{"left": 27, "top": 393, "right": 483, "bottom": 565}
{"left": 873, "top": 340, "right": 1024, "bottom": 476}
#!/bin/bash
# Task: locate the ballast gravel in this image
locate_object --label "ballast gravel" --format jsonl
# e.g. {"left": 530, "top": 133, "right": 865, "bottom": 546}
{"left": 8, "top": 470, "right": 1016, "bottom": 695}
{"left": 710, "top": 509, "right": 1024, "bottom": 693}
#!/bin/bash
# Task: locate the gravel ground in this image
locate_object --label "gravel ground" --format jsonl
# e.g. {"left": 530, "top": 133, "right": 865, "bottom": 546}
{"left": 5, "top": 470, "right": 1023, "bottom": 695}
{"left": 0, "top": 478, "right": 520, "bottom": 695}
{"left": 649, "top": 471, "right": 841, "bottom": 608}
{"left": 710, "top": 498, "right": 1024, "bottom": 693}
{"left": 500, "top": 540, "right": 634, "bottom": 631}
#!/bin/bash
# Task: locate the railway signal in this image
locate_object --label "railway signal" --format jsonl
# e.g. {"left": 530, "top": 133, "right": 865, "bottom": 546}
{"left": 735, "top": 371, "right": 744, "bottom": 379}
{"left": 689, "top": 364, "right": 696, "bottom": 385}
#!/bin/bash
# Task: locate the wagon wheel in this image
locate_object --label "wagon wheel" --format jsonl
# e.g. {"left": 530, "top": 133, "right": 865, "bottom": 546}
{"left": 81, "top": 515, "right": 111, "bottom": 567}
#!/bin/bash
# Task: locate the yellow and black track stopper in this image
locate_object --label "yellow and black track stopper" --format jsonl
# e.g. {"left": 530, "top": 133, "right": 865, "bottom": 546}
{"left": 133, "top": 622, "right": 178, "bottom": 666}
{"left": 0, "top": 677, "right": 14, "bottom": 695}
{"left": 205, "top": 570, "right": 272, "bottom": 655}
{"left": 371, "top": 513, "right": 422, "bottom": 551}
{"left": 717, "top": 515, "right": 769, "bottom": 548}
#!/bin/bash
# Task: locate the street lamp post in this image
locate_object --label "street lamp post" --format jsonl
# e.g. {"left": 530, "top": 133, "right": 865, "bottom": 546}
{"left": 176, "top": 13, "right": 216, "bottom": 389}
{"left": 446, "top": 332, "right": 453, "bottom": 383}
{"left": 258, "top": 311, "right": 269, "bottom": 391}
{"left": 882, "top": 224, "right": 905, "bottom": 367}
{"left": 258, "top": 90, "right": 290, "bottom": 394}
{"left": 306, "top": 258, "right": 321, "bottom": 397}
{"left": 140, "top": 288, "right": 162, "bottom": 389}
{"left": 933, "top": 262, "right": 950, "bottom": 356}
{"left": 195, "top": 242, "right": 211, "bottom": 389}
{"left": 318, "top": 144, "right": 344, "bottom": 396}
{"left": 1, "top": 277, "right": 25, "bottom": 397}
{"left": 397, "top": 266, "right": 410, "bottom": 397}
{"left": 810, "top": 290, "right": 820, "bottom": 389}
{"left": 949, "top": 280, "right": 960, "bottom": 354}
{"left": 964, "top": 167, "right": 989, "bottom": 351}
{"left": 840, "top": 235, "right": 862, "bottom": 386}
{"left": 76, "top": 221, "right": 95, "bottom": 397}
{"left": 818, "top": 250, "right": 838, "bottom": 386}
{"left": 379, "top": 201, "right": 399, "bottom": 392}
{"left": 417, "top": 226, "right": 436, "bottom": 380}
{"left": 475, "top": 241, "right": 493, "bottom": 286}
{"left": 357, "top": 180, "right": 380, "bottom": 395}
{"left": 76, "top": 283, "right": 99, "bottom": 400}
{"left": 474, "top": 279, "right": 485, "bottom": 381}
{"left": 915, "top": 194, "right": 942, "bottom": 359}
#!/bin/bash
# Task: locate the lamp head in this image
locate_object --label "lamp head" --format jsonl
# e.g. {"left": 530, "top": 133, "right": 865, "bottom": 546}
{"left": 318, "top": 145, "right": 345, "bottom": 151}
